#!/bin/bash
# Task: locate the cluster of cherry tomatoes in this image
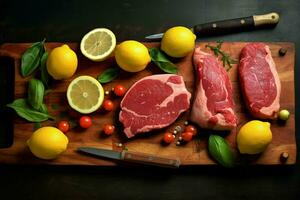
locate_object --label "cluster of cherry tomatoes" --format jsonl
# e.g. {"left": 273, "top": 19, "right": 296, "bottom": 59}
{"left": 163, "top": 124, "right": 198, "bottom": 145}
{"left": 57, "top": 84, "right": 126, "bottom": 136}
{"left": 102, "top": 84, "right": 126, "bottom": 111}
{"left": 57, "top": 116, "right": 92, "bottom": 132}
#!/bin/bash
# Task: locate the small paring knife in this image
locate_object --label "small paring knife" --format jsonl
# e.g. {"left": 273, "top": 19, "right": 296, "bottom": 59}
{"left": 78, "top": 147, "right": 181, "bottom": 168}
{"left": 145, "top": 12, "right": 280, "bottom": 40}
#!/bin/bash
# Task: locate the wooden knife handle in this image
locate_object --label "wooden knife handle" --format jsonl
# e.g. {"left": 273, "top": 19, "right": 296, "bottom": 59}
{"left": 121, "top": 151, "right": 181, "bottom": 168}
{"left": 192, "top": 12, "right": 279, "bottom": 37}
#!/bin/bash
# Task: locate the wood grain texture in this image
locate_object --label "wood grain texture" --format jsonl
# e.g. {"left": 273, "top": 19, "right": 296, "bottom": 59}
{"left": 0, "top": 42, "right": 296, "bottom": 166}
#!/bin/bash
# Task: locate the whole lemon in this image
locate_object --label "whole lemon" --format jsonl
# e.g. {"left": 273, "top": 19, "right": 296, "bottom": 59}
{"left": 27, "top": 126, "right": 69, "bottom": 159}
{"left": 237, "top": 120, "right": 272, "bottom": 154}
{"left": 115, "top": 40, "right": 151, "bottom": 72}
{"left": 161, "top": 26, "right": 196, "bottom": 58}
{"left": 47, "top": 44, "right": 78, "bottom": 80}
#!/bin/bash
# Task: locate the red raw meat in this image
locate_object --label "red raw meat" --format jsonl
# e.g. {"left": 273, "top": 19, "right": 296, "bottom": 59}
{"left": 190, "top": 46, "right": 237, "bottom": 130}
{"left": 239, "top": 43, "right": 281, "bottom": 119}
{"left": 119, "top": 74, "right": 191, "bottom": 138}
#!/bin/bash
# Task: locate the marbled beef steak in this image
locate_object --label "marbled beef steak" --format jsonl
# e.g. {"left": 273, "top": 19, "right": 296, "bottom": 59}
{"left": 119, "top": 74, "right": 191, "bottom": 138}
{"left": 190, "top": 46, "right": 237, "bottom": 130}
{"left": 239, "top": 43, "right": 281, "bottom": 119}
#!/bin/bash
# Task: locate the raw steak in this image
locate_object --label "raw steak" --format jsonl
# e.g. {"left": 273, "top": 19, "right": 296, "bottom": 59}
{"left": 119, "top": 74, "right": 191, "bottom": 138}
{"left": 239, "top": 43, "right": 281, "bottom": 119}
{"left": 190, "top": 46, "right": 237, "bottom": 130}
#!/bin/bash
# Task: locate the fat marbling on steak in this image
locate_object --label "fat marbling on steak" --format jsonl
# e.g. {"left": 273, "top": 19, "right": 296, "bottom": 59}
{"left": 119, "top": 74, "right": 191, "bottom": 138}
{"left": 190, "top": 46, "right": 237, "bottom": 130}
{"left": 239, "top": 43, "right": 281, "bottom": 119}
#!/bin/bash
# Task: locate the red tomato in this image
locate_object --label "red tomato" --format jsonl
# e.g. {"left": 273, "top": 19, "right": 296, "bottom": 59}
{"left": 103, "top": 99, "right": 114, "bottom": 111}
{"left": 57, "top": 120, "right": 70, "bottom": 133}
{"left": 181, "top": 132, "right": 193, "bottom": 142}
{"left": 114, "top": 84, "right": 126, "bottom": 97}
{"left": 185, "top": 125, "right": 197, "bottom": 136}
{"left": 79, "top": 116, "right": 92, "bottom": 129}
{"left": 103, "top": 124, "right": 115, "bottom": 135}
{"left": 163, "top": 132, "right": 174, "bottom": 144}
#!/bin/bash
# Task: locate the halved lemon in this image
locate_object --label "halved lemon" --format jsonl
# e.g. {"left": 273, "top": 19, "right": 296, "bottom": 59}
{"left": 67, "top": 76, "right": 104, "bottom": 114}
{"left": 80, "top": 28, "right": 116, "bottom": 61}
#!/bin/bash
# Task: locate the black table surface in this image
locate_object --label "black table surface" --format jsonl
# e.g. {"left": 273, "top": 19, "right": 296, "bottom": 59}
{"left": 0, "top": 0, "right": 299, "bottom": 199}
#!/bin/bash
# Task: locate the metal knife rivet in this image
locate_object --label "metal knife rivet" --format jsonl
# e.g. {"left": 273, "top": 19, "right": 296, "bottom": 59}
{"left": 212, "top": 23, "right": 217, "bottom": 28}
{"left": 240, "top": 19, "right": 245, "bottom": 24}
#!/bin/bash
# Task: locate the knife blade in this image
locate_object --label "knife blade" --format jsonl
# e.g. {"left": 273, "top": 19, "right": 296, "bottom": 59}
{"left": 78, "top": 147, "right": 181, "bottom": 168}
{"left": 145, "top": 12, "right": 280, "bottom": 40}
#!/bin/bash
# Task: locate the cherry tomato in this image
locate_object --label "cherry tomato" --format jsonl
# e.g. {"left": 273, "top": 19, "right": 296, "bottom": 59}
{"left": 103, "top": 124, "right": 115, "bottom": 135}
{"left": 57, "top": 120, "right": 70, "bottom": 133}
{"left": 181, "top": 131, "right": 193, "bottom": 142}
{"left": 185, "top": 125, "right": 197, "bottom": 136}
{"left": 163, "top": 132, "right": 174, "bottom": 144}
{"left": 114, "top": 84, "right": 126, "bottom": 97}
{"left": 103, "top": 99, "right": 114, "bottom": 111}
{"left": 79, "top": 116, "right": 92, "bottom": 129}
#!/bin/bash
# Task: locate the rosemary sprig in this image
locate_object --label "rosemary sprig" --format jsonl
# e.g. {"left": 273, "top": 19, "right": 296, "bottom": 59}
{"left": 205, "top": 42, "right": 238, "bottom": 71}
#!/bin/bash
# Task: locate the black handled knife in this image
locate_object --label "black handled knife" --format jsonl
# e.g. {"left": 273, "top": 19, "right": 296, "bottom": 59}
{"left": 145, "top": 12, "right": 279, "bottom": 40}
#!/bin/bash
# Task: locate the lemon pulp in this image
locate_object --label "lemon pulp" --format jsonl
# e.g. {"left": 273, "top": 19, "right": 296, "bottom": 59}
{"left": 67, "top": 75, "right": 104, "bottom": 114}
{"left": 80, "top": 28, "right": 116, "bottom": 61}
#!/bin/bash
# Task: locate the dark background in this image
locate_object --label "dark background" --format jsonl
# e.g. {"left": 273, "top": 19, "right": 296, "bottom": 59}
{"left": 0, "top": 0, "right": 299, "bottom": 199}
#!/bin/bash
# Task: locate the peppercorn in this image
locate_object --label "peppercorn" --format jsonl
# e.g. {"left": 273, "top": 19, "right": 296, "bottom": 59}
{"left": 279, "top": 48, "right": 287, "bottom": 56}
{"left": 280, "top": 152, "right": 289, "bottom": 162}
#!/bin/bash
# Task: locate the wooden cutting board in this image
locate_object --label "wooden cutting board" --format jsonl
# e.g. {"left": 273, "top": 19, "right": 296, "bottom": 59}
{"left": 0, "top": 42, "right": 296, "bottom": 166}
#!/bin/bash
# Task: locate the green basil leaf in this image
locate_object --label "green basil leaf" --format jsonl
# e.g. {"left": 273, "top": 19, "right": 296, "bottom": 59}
{"left": 97, "top": 67, "right": 120, "bottom": 83}
{"left": 149, "top": 48, "right": 178, "bottom": 74}
{"left": 27, "top": 78, "right": 45, "bottom": 110}
{"left": 40, "top": 51, "right": 49, "bottom": 87}
{"left": 38, "top": 103, "right": 48, "bottom": 114}
{"left": 7, "top": 99, "right": 54, "bottom": 122}
{"left": 21, "top": 40, "right": 45, "bottom": 77}
{"left": 208, "top": 135, "right": 236, "bottom": 168}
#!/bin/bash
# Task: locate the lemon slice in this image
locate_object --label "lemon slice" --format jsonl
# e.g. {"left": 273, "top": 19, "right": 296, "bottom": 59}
{"left": 67, "top": 76, "right": 104, "bottom": 114}
{"left": 80, "top": 28, "right": 116, "bottom": 61}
